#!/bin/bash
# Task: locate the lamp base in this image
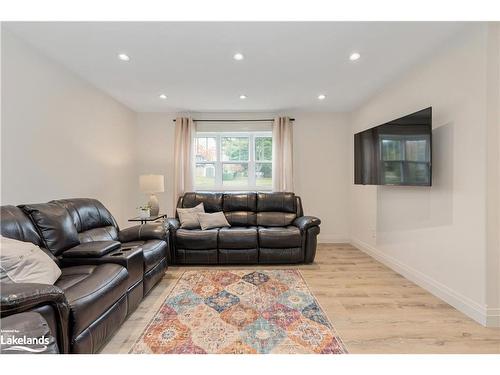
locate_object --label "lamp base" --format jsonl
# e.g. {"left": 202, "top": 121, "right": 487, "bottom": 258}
{"left": 148, "top": 194, "right": 160, "bottom": 216}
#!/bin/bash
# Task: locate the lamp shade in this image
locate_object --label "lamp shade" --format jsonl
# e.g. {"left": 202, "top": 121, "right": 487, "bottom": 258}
{"left": 139, "top": 174, "right": 165, "bottom": 194}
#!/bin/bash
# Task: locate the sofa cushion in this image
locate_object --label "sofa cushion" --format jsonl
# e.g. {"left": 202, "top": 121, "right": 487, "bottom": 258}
{"left": 258, "top": 226, "right": 302, "bottom": 248}
{"left": 257, "top": 192, "right": 296, "bottom": 213}
{"left": 55, "top": 264, "right": 128, "bottom": 337}
{"left": 77, "top": 227, "right": 119, "bottom": 243}
{"left": 175, "top": 228, "right": 218, "bottom": 249}
{"left": 51, "top": 199, "right": 119, "bottom": 243}
{"left": 121, "top": 239, "right": 167, "bottom": 273}
{"left": 20, "top": 203, "right": 80, "bottom": 256}
{"left": 181, "top": 192, "right": 223, "bottom": 213}
{"left": 224, "top": 211, "right": 257, "bottom": 226}
{"left": 51, "top": 199, "right": 118, "bottom": 235}
{"left": 218, "top": 227, "right": 258, "bottom": 249}
{"left": 223, "top": 193, "right": 257, "bottom": 211}
{"left": 256, "top": 212, "right": 297, "bottom": 227}
{"left": 0, "top": 205, "right": 43, "bottom": 246}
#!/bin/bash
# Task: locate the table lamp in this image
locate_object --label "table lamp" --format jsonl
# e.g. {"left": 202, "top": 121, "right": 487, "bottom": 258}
{"left": 139, "top": 174, "right": 165, "bottom": 216}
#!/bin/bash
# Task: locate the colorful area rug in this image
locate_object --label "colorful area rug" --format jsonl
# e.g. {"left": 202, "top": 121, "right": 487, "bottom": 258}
{"left": 130, "top": 270, "right": 346, "bottom": 354}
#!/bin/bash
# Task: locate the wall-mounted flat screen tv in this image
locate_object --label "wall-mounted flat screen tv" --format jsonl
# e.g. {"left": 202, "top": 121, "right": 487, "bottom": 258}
{"left": 354, "top": 107, "right": 432, "bottom": 186}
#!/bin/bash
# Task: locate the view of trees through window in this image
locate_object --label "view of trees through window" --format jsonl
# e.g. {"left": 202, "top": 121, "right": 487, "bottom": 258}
{"left": 195, "top": 133, "right": 272, "bottom": 190}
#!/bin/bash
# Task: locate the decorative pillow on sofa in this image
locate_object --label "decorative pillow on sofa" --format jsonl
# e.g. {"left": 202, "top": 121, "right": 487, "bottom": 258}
{"left": 197, "top": 212, "right": 231, "bottom": 230}
{"left": 0, "top": 235, "right": 62, "bottom": 284}
{"left": 177, "top": 203, "right": 205, "bottom": 229}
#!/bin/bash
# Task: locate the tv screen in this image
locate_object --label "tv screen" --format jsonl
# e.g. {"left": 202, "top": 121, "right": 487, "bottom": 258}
{"left": 354, "top": 107, "right": 432, "bottom": 186}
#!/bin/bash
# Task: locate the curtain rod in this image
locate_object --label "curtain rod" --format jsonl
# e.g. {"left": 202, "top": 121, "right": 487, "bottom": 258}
{"left": 172, "top": 118, "right": 295, "bottom": 123}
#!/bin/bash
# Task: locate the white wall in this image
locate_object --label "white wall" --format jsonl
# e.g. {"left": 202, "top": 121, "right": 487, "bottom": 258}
{"left": 135, "top": 113, "right": 176, "bottom": 216}
{"left": 1, "top": 30, "right": 138, "bottom": 227}
{"left": 134, "top": 111, "right": 351, "bottom": 243}
{"left": 485, "top": 23, "right": 500, "bottom": 326}
{"left": 291, "top": 112, "right": 350, "bottom": 242}
{"left": 349, "top": 24, "right": 500, "bottom": 326}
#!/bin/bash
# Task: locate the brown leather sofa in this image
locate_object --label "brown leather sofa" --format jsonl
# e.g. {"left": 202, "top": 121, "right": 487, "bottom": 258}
{"left": 0, "top": 199, "right": 169, "bottom": 353}
{"left": 0, "top": 311, "right": 60, "bottom": 354}
{"left": 168, "top": 192, "right": 321, "bottom": 264}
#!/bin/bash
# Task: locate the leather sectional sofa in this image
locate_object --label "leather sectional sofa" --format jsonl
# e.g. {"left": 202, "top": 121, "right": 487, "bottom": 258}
{"left": 168, "top": 192, "right": 321, "bottom": 264}
{"left": 0, "top": 199, "right": 169, "bottom": 353}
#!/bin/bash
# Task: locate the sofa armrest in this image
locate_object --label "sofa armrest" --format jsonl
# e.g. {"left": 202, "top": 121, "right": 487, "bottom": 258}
{"left": 166, "top": 218, "right": 180, "bottom": 231}
{"left": 61, "top": 241, "right": 120, "bottom": 258}
{"left": 1, "top": 283, "right": 68, "bottom": 317}
{"left": 1, "top": 283, "right": 70, "bottom": 353}
{"left": 293, "top": 216, "right": 321, "bottom": 232}
{"left": 0, "top": 312, "right": 60, "bottom": 354}
{"left": 119, "top": 222, "right": 168, "bottom": 242}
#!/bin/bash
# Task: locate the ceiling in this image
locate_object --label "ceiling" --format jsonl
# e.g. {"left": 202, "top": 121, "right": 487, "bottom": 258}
{"left": 5, "top": 22, "right": 470, "bottom": 113}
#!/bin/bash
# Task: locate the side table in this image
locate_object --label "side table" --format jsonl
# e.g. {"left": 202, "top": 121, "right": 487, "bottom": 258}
{"left": 128, "top": 214, "right": 167, "bottom": 225}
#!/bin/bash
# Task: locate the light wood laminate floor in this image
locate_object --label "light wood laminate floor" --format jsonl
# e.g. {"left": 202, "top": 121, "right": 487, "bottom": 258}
{"left": 102, "top": 244, "right": 500, "bottom": 354}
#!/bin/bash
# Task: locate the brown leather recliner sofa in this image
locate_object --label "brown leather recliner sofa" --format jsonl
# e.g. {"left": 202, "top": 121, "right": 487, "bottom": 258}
{"left": 0, "top": 198, "right": 169, "bottom": 353}
{"left": 168, "top": 192, "right": 321, "bottom": 265}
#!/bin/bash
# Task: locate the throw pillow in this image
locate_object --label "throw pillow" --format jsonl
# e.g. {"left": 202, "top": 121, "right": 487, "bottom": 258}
{"left": 177, "top": 203, "right": 205, "bottom": 229}
{"left": 197, "top": 211, "right": 231, "bottom": 230}
{"left": 0, "top": 235, "right": 62, "bottom": 285}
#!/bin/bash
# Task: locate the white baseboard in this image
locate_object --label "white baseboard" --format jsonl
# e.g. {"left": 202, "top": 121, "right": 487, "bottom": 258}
{"left": 486, "top": 308, "right": 500, "bottom": 327}
{"left": 318, "top": 234, "right": 349, "bottom": 243}
{"left": 351, "top": 238, "right": 498, "bottom": 327}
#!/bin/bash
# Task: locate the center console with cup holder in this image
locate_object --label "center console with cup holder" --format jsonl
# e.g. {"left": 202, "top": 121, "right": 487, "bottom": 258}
{"left": 60, "top": 243, "right": 145, "bottom": 313}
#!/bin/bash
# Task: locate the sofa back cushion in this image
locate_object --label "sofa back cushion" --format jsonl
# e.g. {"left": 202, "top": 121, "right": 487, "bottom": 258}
{"left": 257, "top": 192, "right": 296, "bottom": 213}
{"left": 20, "top": 203, "right": 80, "bottom": 256}
{"left": 256, "top": 192, "right": 297, "bottom": 227}
{"left": 51, "top": 198, "right": 119, "bottom": 243}
{"left": 177, "top": 192, "right": 299, "bottom": 227}
{"left": 0, "top": 205, "right": 43, "bottom": 246}
{"left": 223, "top": 193, "right": 257, "bottom": 226}
{"left": 256, "top": 211, "right": 297, "bottom": 227}
{"left": 181, "top": 193, "right": 223, "bottom": 213}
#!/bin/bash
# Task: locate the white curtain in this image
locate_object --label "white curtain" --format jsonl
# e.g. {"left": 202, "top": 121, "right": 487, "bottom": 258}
{"left": 272, "top": 116, "right": 294, "bottom": 192}
{"left": 173, "top": 117, "right": 195, "bottom": 211}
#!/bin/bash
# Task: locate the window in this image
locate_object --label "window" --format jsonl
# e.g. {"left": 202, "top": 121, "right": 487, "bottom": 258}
{"left": 194, "top": 132, "right": 272, "bottom": 190}
{"left": 380, "top": 134, "right": 431, "bottom": 185}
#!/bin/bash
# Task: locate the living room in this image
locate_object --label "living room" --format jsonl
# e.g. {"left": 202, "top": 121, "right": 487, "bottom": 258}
{"left": 1, "top": 1, "right": 499, "bottom": 372}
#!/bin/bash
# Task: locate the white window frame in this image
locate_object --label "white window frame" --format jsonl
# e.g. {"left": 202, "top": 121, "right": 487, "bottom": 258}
{"left": 194, "top": 131, "right": 273, "bottom": 191}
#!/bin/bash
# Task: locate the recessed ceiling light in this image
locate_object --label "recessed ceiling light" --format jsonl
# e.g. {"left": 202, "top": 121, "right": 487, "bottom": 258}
{"left": 318, "top": 94, "right": 326, "bottom": 100}
{"left": 159, "top": 94, "right": 167, "bottom": 100}
{"left": 233, "top": 53, "right": 244, "bottom": 61}
{"left": 118, "top": 53, "right": 130, "bottom": 62}
{"left": 239, "top": 94, "right": 247, "bottom": 99}
{"left": 349, "top": 52, "right": 361, "bottom": 61}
